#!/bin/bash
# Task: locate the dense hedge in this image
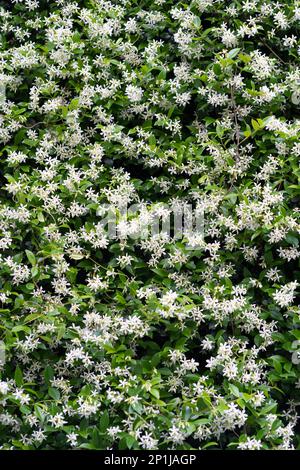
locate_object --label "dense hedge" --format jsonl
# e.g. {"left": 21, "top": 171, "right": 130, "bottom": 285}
{"left": 0, "top": 0, "right": 299, "bottom": 450}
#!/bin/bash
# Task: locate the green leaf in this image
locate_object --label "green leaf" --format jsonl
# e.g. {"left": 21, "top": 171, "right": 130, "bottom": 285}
{"left": 149, "top": 135, "right": 156, "bottom": 149}
{"left": 228, "top": 384, "right": 240, "bottom": 397}
{"left": 48, "top": 387, "right": 61, "bottom": 400}
{"left": 251, "top": 119, "right": 261, "bottom": 131}
{"left": 150, "top": 388, "right": 160, "bottom": 399}
{"left": 24, "top": 312, "right": 43, "bottom": 324}
{"left": 69, "top": 252, "right": 85, "bottom": 260}
{"left": 69, "top": 98, "right": 79, "bottom": 110}
{"left": 193, "top": 16, "right": 201, "bottom": 28}
{"left": 126, "top": 435, "right": 136, "bottom": 449}
{"left": 227, "top": 48, "right": 240, "bottom": 59}
{"left": 57, "top": 324, "right": 66, "bottom": 341}
{"left": 213, "top": 63, "right": 222, "bottom": 75}
{"left": 91, "top": 428, "right": 102, "bottom": 449}
{"left": 44, "top": 366, "right": 54, "bottom": 385}
{"left": 14, "top": 366, "right": 23, "bottom": 387}
{"left": 25, "top": 250, "right": 36, "bottom": 266}
{"left": 99, "top": 410, "right": 109, "bottom": 432}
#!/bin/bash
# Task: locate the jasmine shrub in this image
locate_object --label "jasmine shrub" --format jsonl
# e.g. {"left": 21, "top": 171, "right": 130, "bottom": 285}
{"left": 0, "top": 0, "right": 299, "bottom": 450}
